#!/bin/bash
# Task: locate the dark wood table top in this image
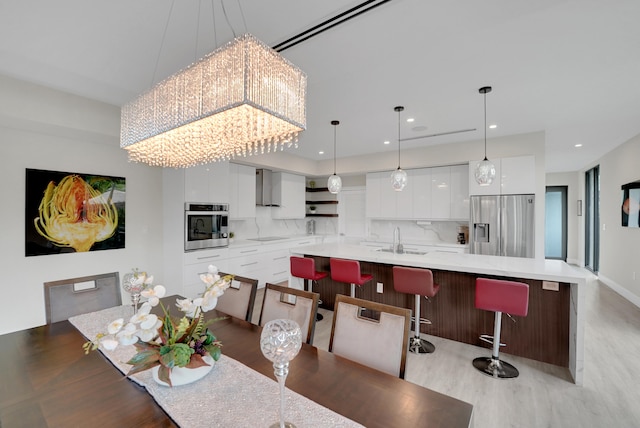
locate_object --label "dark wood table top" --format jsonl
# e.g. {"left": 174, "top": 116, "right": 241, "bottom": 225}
{"left": 0, "top": 299, "right": 473, "bottom": 428}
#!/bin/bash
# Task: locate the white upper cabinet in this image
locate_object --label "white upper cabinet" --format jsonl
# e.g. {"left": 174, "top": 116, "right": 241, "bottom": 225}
{"left": 366, "top": 165, "right": 468, "bottom": 220}
{"left": 468, "top": 155, "right": 535, "bottom": 195}
{"left": 449, "top": 164, "right": 470, "bottom": 220}
{"left": 229, "top": 163, "right": 256, "bottom": 219}
{"left": 366, "top": 171, "right": 384, "bottom": 218}
{"left": 430, "top": 166, "right": 451, "bottom": 219}
{"left": 184, "top": 162, "right": 230, "bottom": 203}
{"left": 412, "top": 168, "right": 432, "bottom": 219}
{"left": 272, "top": 172, "right": 305, "bottom": 219}
{"left": 500, "top": 155, "right": 536, "bottom": 194}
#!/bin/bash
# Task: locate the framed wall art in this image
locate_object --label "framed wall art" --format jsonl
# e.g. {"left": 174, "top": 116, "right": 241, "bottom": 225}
{"left": 25, "top": 168, "right": 126, "bottom": 256}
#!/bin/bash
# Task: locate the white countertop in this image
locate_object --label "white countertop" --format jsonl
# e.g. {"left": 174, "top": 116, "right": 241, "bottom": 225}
{"left": 292, "top": 243, "right": 588, "bottom": 285}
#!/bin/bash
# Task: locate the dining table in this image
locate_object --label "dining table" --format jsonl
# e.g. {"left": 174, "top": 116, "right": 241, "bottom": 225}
{"left": 0, "top": 296, "right": 474, "bottom": 427}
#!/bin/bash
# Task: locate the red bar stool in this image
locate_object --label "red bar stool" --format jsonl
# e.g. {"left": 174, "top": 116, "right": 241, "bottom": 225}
{"left": 290, "top": 256, "right": 328, "bottom": 321}
{"left": 392, "top": 266, "right": 440, "bottom": 354}
{"left": 329, "top": 258, "right": 373, "bottom": 298}
{"left": 473, "top": 277, "right": 529, "bottom": 379}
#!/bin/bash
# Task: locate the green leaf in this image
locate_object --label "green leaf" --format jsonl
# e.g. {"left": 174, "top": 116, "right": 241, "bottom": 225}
{"left": 157, "top": 364, "right": 172, "bottom": 386}
{"left": 127, "top": 349, "right": 160, "bottom": 366}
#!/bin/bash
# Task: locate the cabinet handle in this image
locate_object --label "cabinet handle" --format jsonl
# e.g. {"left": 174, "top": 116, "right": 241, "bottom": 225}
{"left": 241, "top": 261, "right": 258, "bottom": 267}
{"left": 273, "top": 256, "right": 287, "bottom": 261}
{"left": 297, "top": 241, "right": 311, "bottom": 245}
{"left": 196, "top": 254, "right": 220, "bottom": 260}
{"left": 240, "top": 249, "right": 258, "bottom": 254}
{"left": 273, "top": 270, "right": 288, "bottom": 276}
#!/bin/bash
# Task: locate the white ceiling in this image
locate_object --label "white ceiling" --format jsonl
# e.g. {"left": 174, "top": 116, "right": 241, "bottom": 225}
{"left": 1, "top": 0, "right": 639, "bottom": 173}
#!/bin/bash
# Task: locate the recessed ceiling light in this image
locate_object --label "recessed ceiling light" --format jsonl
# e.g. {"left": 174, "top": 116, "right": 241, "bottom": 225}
{"left": 406, "top": 118, "right": 415, "bottom": 123}
{"left": 574, "top": 144, "right": 582, "bottom": 148}
{"left": 318, "top": 151, "right": 324, "bottom": 155}
{"left": 489, "top": 124, "right": 497, "bottom": 129}
{"left": 383, "top": 140, "right": 390, "bottom": 145}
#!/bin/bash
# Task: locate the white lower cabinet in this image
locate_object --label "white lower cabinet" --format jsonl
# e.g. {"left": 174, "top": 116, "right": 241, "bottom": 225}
{"left": 182, "top": 248, "right": 229, "bottom": 298}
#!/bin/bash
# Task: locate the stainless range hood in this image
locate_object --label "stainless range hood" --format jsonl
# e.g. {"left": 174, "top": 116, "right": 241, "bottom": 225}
{"left": 256, "top": 169, "right": 279, "bottom": 206}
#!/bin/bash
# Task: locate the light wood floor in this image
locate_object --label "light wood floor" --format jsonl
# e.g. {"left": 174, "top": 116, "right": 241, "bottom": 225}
{"left": 252, "top": 272, "right": 640, "bottom": 428}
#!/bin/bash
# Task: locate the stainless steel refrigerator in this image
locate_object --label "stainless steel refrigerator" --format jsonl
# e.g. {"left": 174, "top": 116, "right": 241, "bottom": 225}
{"left": 469, "top": 194, "right": 535, "bottom": 258}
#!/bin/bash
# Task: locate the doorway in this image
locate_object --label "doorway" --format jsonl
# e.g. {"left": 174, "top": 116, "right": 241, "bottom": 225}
{"left": 545, "top": 186, "right": 567, "bottom": 260}
{"left": 585, "top": 166, "right": 600, "bottom": 272}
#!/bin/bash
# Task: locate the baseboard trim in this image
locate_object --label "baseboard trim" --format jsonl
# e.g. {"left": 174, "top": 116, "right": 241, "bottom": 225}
{"left": 598, "top": 274, "right": 640, "bottom": 309}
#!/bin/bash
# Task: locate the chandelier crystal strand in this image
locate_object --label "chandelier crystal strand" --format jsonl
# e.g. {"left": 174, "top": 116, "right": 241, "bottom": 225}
{"left": 121, "top": 34, "right": 307, "bottom": 168}
{"left": 327, "top": 120, "right": 342, "bottom": 194}
{"left": 390, "top": 106, "right": 408, "bottom": 191}
{"left": 474, "top": 86, "right": 496, "bottom": 185}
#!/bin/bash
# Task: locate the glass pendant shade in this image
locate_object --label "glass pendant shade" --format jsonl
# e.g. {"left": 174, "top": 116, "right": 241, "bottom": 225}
{"left": 475, "top": 86, "right": 494, "bottom": 186}
{"left": 328, "top": 174, "right": 342, "bottom": 194}
{"left": 390, "top": 167, "right": 408, "bottom": 191}
{"left": 120, "top": 34, "right": 307, "bottom": 168}
{"left": 327, "top": 120, "right": 341, "bottom": 194}
{"left": 474, "top": 158, "right": 496, "bottom": 186}
{"left": 391, "top": 106, "right": 407, "bottom": 191}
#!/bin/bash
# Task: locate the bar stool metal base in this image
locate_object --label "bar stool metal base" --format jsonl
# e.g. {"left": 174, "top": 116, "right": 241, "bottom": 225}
{"left": 472, "top": 356, "right": 519, "bottom": 378}
{"left": 409, "top": 336, "right": 435, "bottom": 354}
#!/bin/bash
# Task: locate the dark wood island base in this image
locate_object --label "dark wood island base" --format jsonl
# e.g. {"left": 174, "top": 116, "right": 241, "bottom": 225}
{"left": 308, "top": 255, "right": 570, "bottom": 368}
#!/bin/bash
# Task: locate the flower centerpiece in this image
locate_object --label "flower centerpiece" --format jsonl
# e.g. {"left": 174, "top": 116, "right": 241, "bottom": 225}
{"left": 83, "top": 265, "right": 232, "bottom": 386}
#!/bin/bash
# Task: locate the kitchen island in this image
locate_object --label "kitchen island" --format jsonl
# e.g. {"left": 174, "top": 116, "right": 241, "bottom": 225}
{"left": 290, "top": 243, "right": 589, "bottom": 385}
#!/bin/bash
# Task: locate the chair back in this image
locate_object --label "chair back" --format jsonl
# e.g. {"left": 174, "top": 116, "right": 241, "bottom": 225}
{"left": 392, "top": 266, "right": 440, "bottom": 297}
{"left": 290, "top": 256, "right": 315, "bottom": 280}
{"left": 475, "top": 278, "right": 529, "bottom": 316}
{"left": 329, "top": 294, "right": 411, "bottom": 378}
{"left": 259, "top": 283, "right": 319, "bottom": 344}
{"left": 44, "top": 272, "right": 122, "bottom": 324}
{"left": 215, "top": 273, "right": 258, "bottom": 322}
{"left": 330, "top": 258, "right": 363, "bottom": 284}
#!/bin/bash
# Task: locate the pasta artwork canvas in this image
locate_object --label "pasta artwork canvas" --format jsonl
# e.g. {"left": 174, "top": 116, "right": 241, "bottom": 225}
{"left": 25, "top": 168, "right": 126, "bottom": 256}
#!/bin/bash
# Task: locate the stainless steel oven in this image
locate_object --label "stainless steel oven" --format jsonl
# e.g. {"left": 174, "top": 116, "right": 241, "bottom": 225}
{"left": 184, "top": 203, "right": 229, "bottom": 251}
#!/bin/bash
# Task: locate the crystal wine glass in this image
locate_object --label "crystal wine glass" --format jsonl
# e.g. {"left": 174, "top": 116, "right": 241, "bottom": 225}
{"left": 122, "top": 270, "right": 146, "bottom": 314}
{"left": 260, "top": 319, "right": 303, "bottom": 428}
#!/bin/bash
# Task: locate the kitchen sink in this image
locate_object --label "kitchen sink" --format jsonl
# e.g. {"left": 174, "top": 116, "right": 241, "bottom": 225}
{"left": 375, "top": 248, "right": 428, "bottom": 256}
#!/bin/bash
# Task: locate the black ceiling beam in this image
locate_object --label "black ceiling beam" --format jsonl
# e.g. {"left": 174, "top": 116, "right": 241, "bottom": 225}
{"left": 273, "top": 0, "right": 393, "bottom": 52}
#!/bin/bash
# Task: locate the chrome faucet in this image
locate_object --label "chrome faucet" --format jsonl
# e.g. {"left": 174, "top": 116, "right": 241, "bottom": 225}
{"left": 392, "top": 226, "right": 404, "bottom": 254}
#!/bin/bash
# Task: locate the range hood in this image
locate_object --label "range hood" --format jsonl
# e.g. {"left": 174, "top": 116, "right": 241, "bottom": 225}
{"left": 256, "top": 169, "right": 279, "bottom": 206}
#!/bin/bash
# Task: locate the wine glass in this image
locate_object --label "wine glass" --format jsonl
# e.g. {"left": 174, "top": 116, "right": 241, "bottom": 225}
{"left": 122, "top": 270, "right": 146, "bottom": 314}
{"left": 260, "top": 319, "right": 303, "bottom": 428}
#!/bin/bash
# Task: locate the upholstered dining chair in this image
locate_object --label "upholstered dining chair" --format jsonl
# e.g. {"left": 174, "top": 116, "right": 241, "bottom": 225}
{"left": 258, "top": 283, "right": 319, "bottom": 345}
{"left": 44, "top": 272, "right": 122, "bottom": 324}
{"left": 329, "top": 294, "right": 411, "bottom": 379}
{"left": 215, "top": 273, "right": 259, "bottom": 322}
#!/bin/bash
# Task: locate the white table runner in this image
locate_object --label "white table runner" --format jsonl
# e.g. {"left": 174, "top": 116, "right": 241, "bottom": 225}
{"left": 69, "top": 306, "right": 363, "bottom": 428}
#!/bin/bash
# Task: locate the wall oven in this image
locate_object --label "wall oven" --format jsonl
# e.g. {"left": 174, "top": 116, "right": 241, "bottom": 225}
{"left": 184, "top": 203, "right": 229, "bottom": 251}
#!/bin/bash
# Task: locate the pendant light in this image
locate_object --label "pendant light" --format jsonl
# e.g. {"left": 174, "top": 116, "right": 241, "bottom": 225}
{"left": 390, "top": 106, "right": 408, "bottom": 191}
{"left": 474, "top": 86, "right": 496, "bottom": 186}
{"left": 327, "top": 120, "right": 342, "bottom": 194}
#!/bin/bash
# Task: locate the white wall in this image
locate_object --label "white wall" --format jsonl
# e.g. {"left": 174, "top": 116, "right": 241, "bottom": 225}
{"left": 0, "top": 76, "right": 164, "bottom": 335}
{"left": 594, "top": 135, "right": 640, "bottom": 305}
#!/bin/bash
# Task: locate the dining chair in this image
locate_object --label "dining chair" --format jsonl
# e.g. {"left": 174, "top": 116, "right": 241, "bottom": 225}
{"left": 329, "top": 294, "right": 411, "bottom": 378}
{"left": 258, "top": 283, "right": 319, "bottom": 345}
{"left": 44, "top": 272, "right": 122, "bottom": 324}
{"left": 215, "top": 272, "right": 258, "bottom": 322}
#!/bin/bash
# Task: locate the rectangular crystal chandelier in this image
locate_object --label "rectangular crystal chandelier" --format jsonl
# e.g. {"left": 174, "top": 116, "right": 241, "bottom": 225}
{"left": 120, "top": 34, "right": 307, "bottom": 168}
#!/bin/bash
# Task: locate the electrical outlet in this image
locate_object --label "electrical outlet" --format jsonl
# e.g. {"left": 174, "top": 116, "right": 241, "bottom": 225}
{"left": 542, "top": 281, "right": 559, "bottom": 291}
{"left": 376, "top": 282, "right": 384, "bottom": 293}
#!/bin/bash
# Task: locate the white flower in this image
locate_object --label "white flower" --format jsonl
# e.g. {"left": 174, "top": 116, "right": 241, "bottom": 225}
{"left": 101, "top": 338, "right": 119, "bottom": 351}
{"left": 143, "top": 274, "right": 154, "bottom": 285}
{"left": 200, "top": 293, "right": 218, "bottom": 312}
{"left": 136, "top": 319, "right": 162, "bottom": 342}
{"left": 176, "top": 298, "right": 196, "bottom": 317}
{"left": 207, "top": 265, "right": 219, "bottom": 275}
{"left": 141, "top": 285, "right": 166, "bottom": 306}
{"left": 116, "top": 323, "right": 139, "bottom": 346}
{"left": 107, "top": 318, "right": 124, "bottom": 335}
{"left": 136, "top": 313, "right": 159, "bottom": 330}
